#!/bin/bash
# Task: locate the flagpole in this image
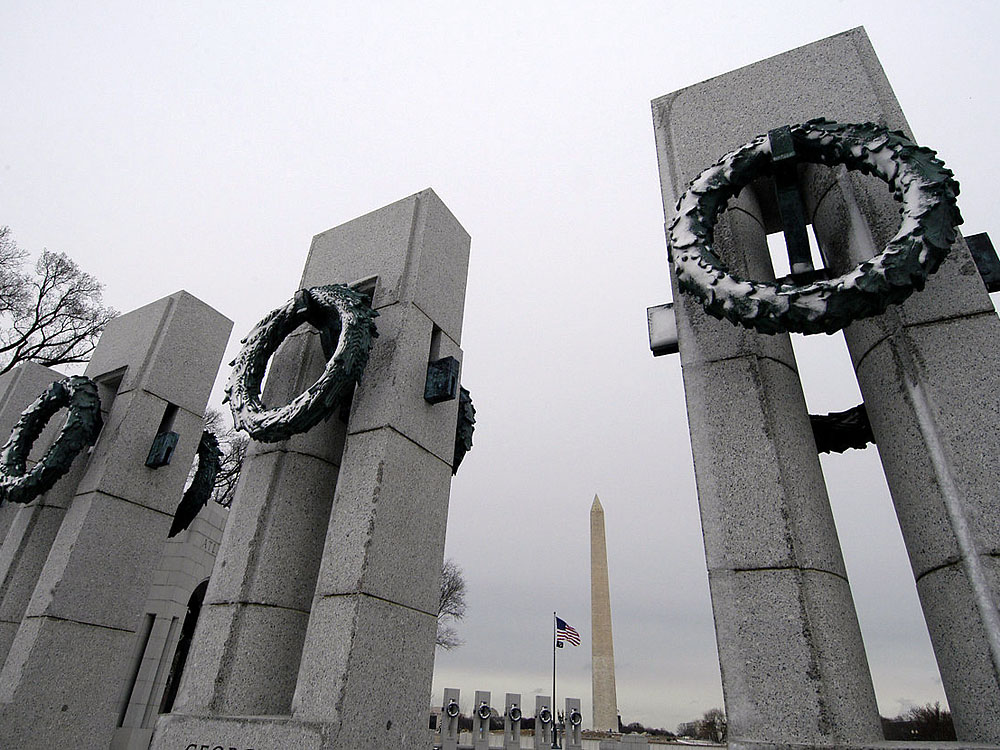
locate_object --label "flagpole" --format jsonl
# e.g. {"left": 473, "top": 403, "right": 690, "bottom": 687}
{"left": 552, "top": 610, "right": 556, "bottom": 713}
{"left": 552, "top": 611, "right": 557, "bottom": 748}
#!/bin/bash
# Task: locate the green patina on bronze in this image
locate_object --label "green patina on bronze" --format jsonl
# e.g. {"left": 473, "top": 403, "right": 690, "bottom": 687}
{"left": 669, "top": 119, "right": 963, "bottom": 335}
{"left": 452, "top": 386, "right": 475, "bottom": 475}
{"left": 225, "top": 284, "right": 379, "bottom": 443}
{"left": 168, "top": 430, "right": 223, "bottom": 537}
{"left": 0, "top": 376, "right": 103, "bottom": 506}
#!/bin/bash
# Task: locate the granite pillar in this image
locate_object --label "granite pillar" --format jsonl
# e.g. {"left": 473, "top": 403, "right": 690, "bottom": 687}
{"left": 803, "top": 134, "right": 1000, "bottom": 740}
{"left": 565, "top": 697, "right": 583, "bottom": 750}
{"left": 0, "top": 291, "right": 232, "bottom": 748}
{"left": 504, "top": 692, "right": 522, "bottom": 750}
{"left": 655, "top": 25, "right": 1000, "bottom": 746}
{"left": 442, "top": 687, "right": 461, "bottom": 750}
{"left": 652, "top": 29, "right": 888, "bottom": 748}
{"left": 472, "top": 689, "right": 491, "bottom": 750}
{"left": 0, "top": 361, "right": 66, "bottom": 659}
{"left": 152, "top": 189, "right": 470, "bottom": 750}
{"left": 534, "top": 695, "right": 553, "bottom": 749}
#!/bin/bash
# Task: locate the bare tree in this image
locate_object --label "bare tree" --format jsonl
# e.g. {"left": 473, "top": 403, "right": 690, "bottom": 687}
{"left": 702, "top": 708, "right": 727, "bottom": 743}
{"left": 677, "top": 708, "right": 727, "bottom": 743}
{"left": 437, "top": 558, "right": 467, "bottom": 650}
{"left": 0, "top": 227, "right": 117, "bottom": 375}
{"left": 882, "top": 702, "right": 955, "bottom": 741}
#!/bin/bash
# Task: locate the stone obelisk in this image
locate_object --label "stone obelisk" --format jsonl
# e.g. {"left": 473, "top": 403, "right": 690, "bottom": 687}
{"left": 590, "top": 494, "right": 618, "bottom": 732}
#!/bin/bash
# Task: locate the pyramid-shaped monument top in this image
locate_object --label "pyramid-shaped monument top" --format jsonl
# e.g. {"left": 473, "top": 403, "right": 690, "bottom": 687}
{"left": 591, "top": 494, "right": 603, "bottom": 513}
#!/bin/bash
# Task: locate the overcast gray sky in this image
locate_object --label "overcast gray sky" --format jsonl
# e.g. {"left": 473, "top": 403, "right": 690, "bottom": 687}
{"left": 3, "top": 0, "right": 999, "bottom": 732}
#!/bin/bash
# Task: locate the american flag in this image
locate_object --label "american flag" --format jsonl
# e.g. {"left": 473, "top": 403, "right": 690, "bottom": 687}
{"left": 555, "top": 616, "right": 580, "bottom": 647}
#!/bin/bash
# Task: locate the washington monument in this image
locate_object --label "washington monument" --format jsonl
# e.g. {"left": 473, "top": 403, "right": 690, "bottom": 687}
{"left": 590, "top": 494, "right": 619, "bottom": 731}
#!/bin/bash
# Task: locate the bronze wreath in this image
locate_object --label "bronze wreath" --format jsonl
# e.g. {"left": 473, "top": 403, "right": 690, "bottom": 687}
{"left": 452, "top": 386, "right": 475, "bottom": 475}
{"left": 669, "top": 119, "right": 963, "bottom": 335}
{"left": 168, "top": 430, "right": 223, "bottom": 537}
{"left": 0, "top": 376, "right": 102, "bottom": 506}
{"left": 225, "top": 284, "right": 378, "bottom": 442}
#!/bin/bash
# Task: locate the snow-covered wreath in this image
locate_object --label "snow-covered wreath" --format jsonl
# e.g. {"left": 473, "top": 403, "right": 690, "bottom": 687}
{"left": 669, "top": 118, "right": 963, "bottom": 335}
{"left": 225, "top": 284, "right": 379, "bottom": 443}
{"left": 0, "top": 376, "right": 102, "bottom": 506}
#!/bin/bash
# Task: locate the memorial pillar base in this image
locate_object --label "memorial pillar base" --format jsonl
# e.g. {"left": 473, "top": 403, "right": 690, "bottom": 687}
{"left": 153, "top": 713, "right": 327, "bottom": 750}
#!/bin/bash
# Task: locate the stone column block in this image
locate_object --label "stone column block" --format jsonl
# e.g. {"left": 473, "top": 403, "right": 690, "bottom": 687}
{"left": 503, "top": 692, "right": 522, "bottom": 750}
{"left": 0, "top": 290, "right": 231, "bottom": 749}
{"left": 299, "top": 191, "right": 470, "bottom": 344}
{"left": 345, "top": 302, "right": 462, "bottom": 464}
{"left": 441, "top": 687, "right": 461, "bottom": 750}
{"left": 0, "top": 362, "right": 63, "bottom": 542}
{"left": 652, "top": 28, "right": 889, "bottom": 748}
{"left": 681, "top": 356, "right": 848, "bottom": 575}
{"left": 290, "top": 594, "right": 437, "bottom": 745}
{"left": 472, "top": 689, "right": 491, "bottom": 750}
{"left": 710, "top": 568, "right": 879, "bottom": 743}
{"left": 916, "top": 563, "right": 1000, "bottom": 739}
{"left": 849, "top": 315, "right": 1000, "bottom": 740}
{"left": 152, "top": 190, "right": 471, "bottom": 750}
{"left": 534, "top": 695, "right": 553, "bottom": 749}
{"left": 307, "top": 428, "right": 452, "bottom": 613}
{"left": 652, "top": 27, "right": 908, "bottom": 209}
{"left": 785, "top": 47, "right": 1000, "bottom": 736}
{"left": 564, "top": 697, "right": 583, "bottom": 750}
{"left": 0, "top": 455, "right": 88, "bottom": 665}
{"left": 170, "top": 328, "right": 348, "bottom": 717}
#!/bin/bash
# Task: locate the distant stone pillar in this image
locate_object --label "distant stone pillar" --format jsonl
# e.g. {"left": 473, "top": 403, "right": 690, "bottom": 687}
{"left": 442, "top": 687, "right": 461, "bottom": 750}
{"left": 152, "top": 190, "right": 471, "bottom": 750}
{"left": 472, "top": 689, "right": 491, "bottom": 750}
{"left": 504, "top": 692, "right": 522, "bottom": 750}
{"left": 564, "top": 697, "right": 583, "bottom": 750}
{"left": 590, "top": 494, "right": 619, "bottom": 732}
{"left": 0, "top": 291, "right": 232, "bottom": 748}
{"left": 652, "top": 29, "right": 887, "bottom": 748}
{"left": 534, "top": 695, "right": 553, "bottom": 749}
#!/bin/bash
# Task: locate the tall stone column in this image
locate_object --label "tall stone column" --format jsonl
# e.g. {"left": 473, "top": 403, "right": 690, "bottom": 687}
{"left": 0, "top": 416, "right": 90, "bottom": 667}
{"left": 0, "top": 291, "right": 232, "bottom": 747}
{"left": 590, "top": 494, "right": 618, "bottom": 732}
{"left": 651, "top": 29, "right": 889, "bottom": 748}
{"left": 0, "top": 361, "right": 67, "bottom": 658}
{"left": 0, "top": 363, "right": 63, "bottom": 542}
{"left": 503, "top": 692, "right": 522, "bottom": 750}
{"left": 803, "top": 139, "right": 1000, "bottom": 739}
{"left": 152, "top": 189, "right": 471, "bottom": 750}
